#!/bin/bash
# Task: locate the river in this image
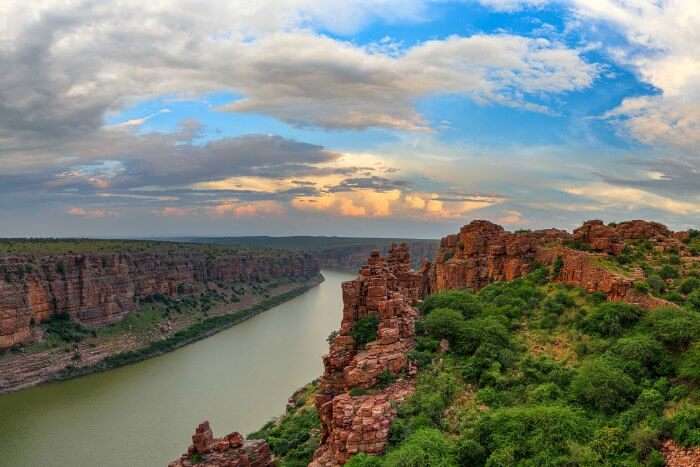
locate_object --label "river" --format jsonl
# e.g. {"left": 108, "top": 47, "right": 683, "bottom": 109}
{"left": 0, "top": 270, "right": 353, "bottom": 467}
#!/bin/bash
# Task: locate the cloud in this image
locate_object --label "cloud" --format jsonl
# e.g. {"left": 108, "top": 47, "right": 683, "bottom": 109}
{"left": 66, "top": 207, "right": 115, "bottom": 218}
{"left": 563, "top": 182, "right": 700, "bottom": 215}
{"left": 566, "top": 0, "right": 700, "bottom": 154}
{"left": 0, "top": 1, "right": 599, "bottom": 155}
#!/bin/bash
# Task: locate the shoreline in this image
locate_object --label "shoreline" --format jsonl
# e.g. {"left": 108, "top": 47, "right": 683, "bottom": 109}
{"left": 0, "top": 274, "right": 324, "bottom": 395}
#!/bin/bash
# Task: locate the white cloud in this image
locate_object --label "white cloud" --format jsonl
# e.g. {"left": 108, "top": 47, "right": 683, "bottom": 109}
{"left": 568, "top": 0, "right": 700, "bottom": 153}
{"left": 563, "top": 182, "right": 700, "bottom": 215}
{"left": 0, "top": 0, "right": 599, "bottom": 152}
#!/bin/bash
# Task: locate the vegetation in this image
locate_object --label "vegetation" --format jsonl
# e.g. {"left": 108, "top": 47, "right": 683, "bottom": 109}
{"left": 351, "top": 315, "right": 380, "bottom": 348}
{"left": 342, "top": 267, "right": 700, "bottom": 467}
{"left": 249, "top": 382, "right": 321, "bottom": 467}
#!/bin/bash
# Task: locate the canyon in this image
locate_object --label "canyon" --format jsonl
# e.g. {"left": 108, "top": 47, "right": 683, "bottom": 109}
{"left": 0, "top": 241, "right": 321, "bottom": 392}
{"left": 174, "top": 218, "right": 696, "bottom": 467}
{"left": 173, "top": 236, "right": 439, "bottom": 272}
{"left": 0, "top": 245, "right": 319, "bottom": 350}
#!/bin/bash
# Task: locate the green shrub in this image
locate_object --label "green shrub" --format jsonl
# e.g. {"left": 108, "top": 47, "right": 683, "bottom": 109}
{"left": 474, "top": 404, "right": 592, "bottom": 466}
{"left": 248, "top": 407, "right": 320, "bottom": 465}
{"left": 581, "top": 302, "right": 642, "bottom": 337}
{"left": 345, "top": 453, "right": 383, "bottom": 467}
{"left": 680, "top": 277, "right": 700, "bottom": 295}
{"left": 679, "top": 344, "right": 700, "bottom": 383}
{"left": 608, "top": 335, "right": 670, "bottom": 379}
{"left": 422, "top": 308, "right": 465, "bottom": 342}
{"left": 659, "top": 264, "right": 679, "bottom": 280}
{"left": 420, "top": 290, "right": 483, "bottom": 318}
{"left": 669, "top": 404, "right": 700, "bottom": 447}
{"left": 687, "top": 290, "right": 700, "bottom": 312}
{"left": 45, "top": 313, "right": 92, "bottom": 343}
{"left": 571, "top": 358, "right": 639, "bottom": 413}
{"left": 351, "top": 315, "right": 380, "bottom": 348}
{"left": 383, "top": 428, "right": 457, "bottom": 467}
{"left": 643, "top": 307, "right": 700, "bottom": 350}
{"left": 646, "top": 275, "right": 666, "bottom": 295}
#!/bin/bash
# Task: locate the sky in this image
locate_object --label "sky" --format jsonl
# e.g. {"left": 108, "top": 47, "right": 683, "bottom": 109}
{"left": 0, "top": 0, "right": 698, "bottom": 238}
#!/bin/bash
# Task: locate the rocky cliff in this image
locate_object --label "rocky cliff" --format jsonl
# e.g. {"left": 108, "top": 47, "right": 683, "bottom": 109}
{"left": 173, "top": 219, "right": 691, "bottom": 467}
{"left": 429, "top": 219, "right": 685, "bottom": 308}
{"left": 310, "top": 244, "right": 424, "bottom": 467}
{"left": 0, "top": 246, "right": 319, "bottom": 349}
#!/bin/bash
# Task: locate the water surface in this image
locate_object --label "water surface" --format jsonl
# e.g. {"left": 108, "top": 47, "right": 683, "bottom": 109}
{"left": 0, "top": 270, "right": 352, "bottom": 467}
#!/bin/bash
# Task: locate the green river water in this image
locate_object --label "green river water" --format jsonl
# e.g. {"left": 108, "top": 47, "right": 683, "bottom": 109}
{"left": 0, "top": 270, "right": 353, "bottom": 467}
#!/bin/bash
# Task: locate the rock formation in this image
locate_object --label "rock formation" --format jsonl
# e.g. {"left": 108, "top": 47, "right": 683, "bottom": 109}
{"left": 429, "top": 219, "right": 683, "bottom": 308}
{"left": 0, "top": 250, "right": 319, "bottom": 349}
{"left": 169, "top": 421, "right": 273, "bottom": 467}
{"left": 310, "top": 244, "right": 423, "bottom": 467}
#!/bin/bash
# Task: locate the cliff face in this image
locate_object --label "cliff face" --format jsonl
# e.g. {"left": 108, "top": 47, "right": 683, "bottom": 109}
{"left": 314, "top": 241, "right": 438, "bottom": 272}
{"left": 310, "top": 244, "right": 423, "bottom": 467}
{"left": 429, "top": 219, "right": 684, "bottom": 308}
{"left": 172, "top": 219, "right": 688, "bottom": 467}
{"left": 0, "top": 251, "right": 319, "bottom": 349}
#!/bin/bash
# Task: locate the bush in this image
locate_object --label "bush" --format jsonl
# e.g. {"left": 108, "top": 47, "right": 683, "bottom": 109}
{"left": 383, "top": 428, "right": 457, "bottom": 467}
{"left": 474, "top": 404, "right": 592, "bottom": 465}
{"left": 45, "top": 313, "right": 92, "bottom": 343}
{"left": 680, "top": 277, "right": 700, "bottom": 295}
{"left": 646, "top": 275, "right": 666, "bottom": 295}
{"left": 687, "top": 290, "right": 700, "bottom": 312}
{"left": 345, "top": 453, "right": 383, "bottom": 467}
{"left": 422, "top": 308, "right": 465, "bottom": 342}
{"left": 581, "top": 302, "right": 642, "bottom": 337}
{"left": 248, "top": 407, "right": 320, "bottom": 465}
{"left": 571, "top": 358, "right": 639, "bottom": 413}
{"left": 669, "top": 405, "right": 700, "bottom": 447}
{"left": 351, "top": 315, "right": 380, "bottom": 348}
{"left": 643, "top": 307, "right": 700, "bottom": 350}
{"left": 608, "top": 335, "right": 670, "bottom": 379}
{"left": 420, "top": 290, "right": 483, "bottom": 319}
{"left": 659, "top": 264, "right": 679, "bottom": 280}
{"left": 679, "top": 344, "right": 700, "bottom": 383}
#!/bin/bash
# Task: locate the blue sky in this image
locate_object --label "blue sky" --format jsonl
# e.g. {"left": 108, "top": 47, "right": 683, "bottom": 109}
{"left": 1, "top": 0, "right": 698, "bottom": 237}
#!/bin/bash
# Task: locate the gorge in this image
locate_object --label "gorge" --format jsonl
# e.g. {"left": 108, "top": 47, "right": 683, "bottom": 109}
{"left": 173, "top": 219, "right": 700, "bottom": 467}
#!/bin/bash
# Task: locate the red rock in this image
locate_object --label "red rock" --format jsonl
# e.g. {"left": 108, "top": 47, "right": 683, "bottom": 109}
{"left": 310, "top": 244, "right": 422, "bottom": 467}
{"left": 170, "top": 423, "right": 272, "bottom": 467}
{"left": 0, "top": 250, "right": 320, "bottom": 349}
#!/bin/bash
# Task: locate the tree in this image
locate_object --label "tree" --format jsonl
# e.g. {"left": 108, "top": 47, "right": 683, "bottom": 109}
{"left": 383, "top": 428, "right": 457, "bottom": 467}
{"left": 571, "top": 358, "right": 638, "bottom": 413}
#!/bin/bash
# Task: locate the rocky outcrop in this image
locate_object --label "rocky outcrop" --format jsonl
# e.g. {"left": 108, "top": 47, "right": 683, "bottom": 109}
{"left": 0, "top": 250, "right": 319, "bottom": 349}
{"left": 661, "top": 440, "right": 700, "bottom": 467}
{"left": 169, "top": 421, "right": 273, "bottom": 467}
{"left": 429, "top": 219, "right": 680, "bottom": 308}
{"left": 429, "top": 220, "right": 570, "bottom": 292}
{"left": 314, "top": 241, "right": 438, "bottom": 272}
{"left": 311, "top": 244, "right": 423, "bottom": 467}
{"left": 573, "top": 220, "right": 685, "bottom": 256}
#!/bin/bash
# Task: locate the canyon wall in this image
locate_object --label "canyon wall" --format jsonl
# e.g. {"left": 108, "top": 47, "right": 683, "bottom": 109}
{"left": 310, "top": 244, "right": 423, "bottom": 467}
{"left": 313, "top": 241, "right": 438, "bottom": 272}
{"left": 0, "top": 249, "right": 319, "bottom": 349}
{"left": 429, "top": 219, "right": 684, "bottom": 307}
{"left": 172, "top": 219, "right": 686, "bottom": 466}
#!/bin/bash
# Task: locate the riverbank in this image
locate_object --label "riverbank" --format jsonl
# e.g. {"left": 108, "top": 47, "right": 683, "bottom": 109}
{"left": 0, "top": 274, "right": 323, "bottom": 394}
{"left": 0, "top": 270, "right": 351, "bottom": 467}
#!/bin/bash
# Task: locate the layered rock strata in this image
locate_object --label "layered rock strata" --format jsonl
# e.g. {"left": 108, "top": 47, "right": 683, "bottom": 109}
{"left": 310, "top": 244, "right": 423, "bottom": 467}
{"left": 169, "top": 421, "right": 273, "bottom": 467}
{"left": 0, "top": 251, "right": 319, "bottom": 349}
{"left": 429, "top": 219, "right": 683, "bottom": 308}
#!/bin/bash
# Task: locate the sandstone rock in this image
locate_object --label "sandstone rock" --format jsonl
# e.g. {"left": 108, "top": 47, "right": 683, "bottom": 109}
{"left": 169, "top": 422, "right": 272, "bottom": 467}
{"left": 310, "top": 244, "right": 423, "bottom": 467}
{"left": 661, "top": 439, "right": 700, "bottom": 467}
{"left": 0, "top": 250, "right": 319, "bottom": 349}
